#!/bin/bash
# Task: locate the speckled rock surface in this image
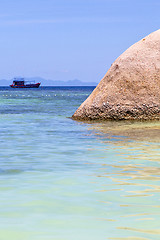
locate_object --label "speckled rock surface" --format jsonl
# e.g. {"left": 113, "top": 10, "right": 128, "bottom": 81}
{"left": 72, "top": 29, "right": 160, "bottom": 121}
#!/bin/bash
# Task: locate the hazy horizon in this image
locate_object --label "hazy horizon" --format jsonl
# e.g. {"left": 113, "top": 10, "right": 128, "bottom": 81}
{"left": 0, "top": 77, "right": 99, "bottom": 86}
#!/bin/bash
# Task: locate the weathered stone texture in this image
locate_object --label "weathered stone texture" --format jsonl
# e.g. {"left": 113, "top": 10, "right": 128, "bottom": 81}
{"left": 72, "top": 30, "right": 160, "bottom": 120}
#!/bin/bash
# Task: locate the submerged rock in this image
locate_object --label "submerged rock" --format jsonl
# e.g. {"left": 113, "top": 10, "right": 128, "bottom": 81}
{"left": 72, "top": 30, "right": 160, "bottom": 121}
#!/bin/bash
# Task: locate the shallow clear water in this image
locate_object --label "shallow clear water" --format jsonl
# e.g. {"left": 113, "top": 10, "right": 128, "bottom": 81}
{"left": 0, "top": 86, "right": 160, "bottom": 240}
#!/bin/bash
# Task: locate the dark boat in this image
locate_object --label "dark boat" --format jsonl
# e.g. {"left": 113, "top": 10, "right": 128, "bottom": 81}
{"left": 10, "top": 78, "right": 41, "bottom": 88}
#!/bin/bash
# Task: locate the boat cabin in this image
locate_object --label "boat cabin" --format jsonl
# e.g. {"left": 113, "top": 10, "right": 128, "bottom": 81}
{"left": 13, "top": 80, "right": 24, "bottom": 86}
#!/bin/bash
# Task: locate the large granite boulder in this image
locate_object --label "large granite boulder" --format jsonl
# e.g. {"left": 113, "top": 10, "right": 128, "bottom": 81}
{"left": 72, "top": 30, "right": 160, "bottom": 121}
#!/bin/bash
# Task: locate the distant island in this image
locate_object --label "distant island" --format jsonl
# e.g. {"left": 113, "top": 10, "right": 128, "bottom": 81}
{"left": 0, "top": 77, "right": 98, "bottom": 87}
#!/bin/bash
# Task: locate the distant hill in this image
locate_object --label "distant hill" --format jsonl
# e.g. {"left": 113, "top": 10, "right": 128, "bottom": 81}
{"left": 0, "top": 77, "right": 98, "bottom": 86}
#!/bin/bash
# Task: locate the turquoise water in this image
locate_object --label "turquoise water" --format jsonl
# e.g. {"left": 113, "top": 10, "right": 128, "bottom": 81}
{"left": 0, "top": 87, "right": 160, "bottom": 240}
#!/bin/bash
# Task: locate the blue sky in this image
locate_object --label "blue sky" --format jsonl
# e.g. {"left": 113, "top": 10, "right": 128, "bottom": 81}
{"left": 0, "top": 0, "right": 159, "bottom": 82}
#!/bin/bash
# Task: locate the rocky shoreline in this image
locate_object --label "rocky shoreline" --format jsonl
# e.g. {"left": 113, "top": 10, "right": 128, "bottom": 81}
{"left": 73, "top": 103, "right": 160, "bottom": 121}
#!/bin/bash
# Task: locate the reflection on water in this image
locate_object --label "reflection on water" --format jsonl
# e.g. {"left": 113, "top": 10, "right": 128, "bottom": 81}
{"left": 88, "top": 121, "right": 160, "bottom": 240}
{"left": 89, "top": 120, "right": 160, "bottom": 142}
{"left": 0, "top": 88, "right": 160, "bottom": 240}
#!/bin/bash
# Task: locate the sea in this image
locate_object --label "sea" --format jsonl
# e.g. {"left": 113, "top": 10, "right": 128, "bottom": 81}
{"left": 0, "top": 86, "right": 159, "bottom": 240}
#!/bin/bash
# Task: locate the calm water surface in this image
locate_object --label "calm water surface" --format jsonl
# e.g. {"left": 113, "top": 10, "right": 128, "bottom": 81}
{"left": 0, "top": 87, "right": 159, "bottom": 240}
